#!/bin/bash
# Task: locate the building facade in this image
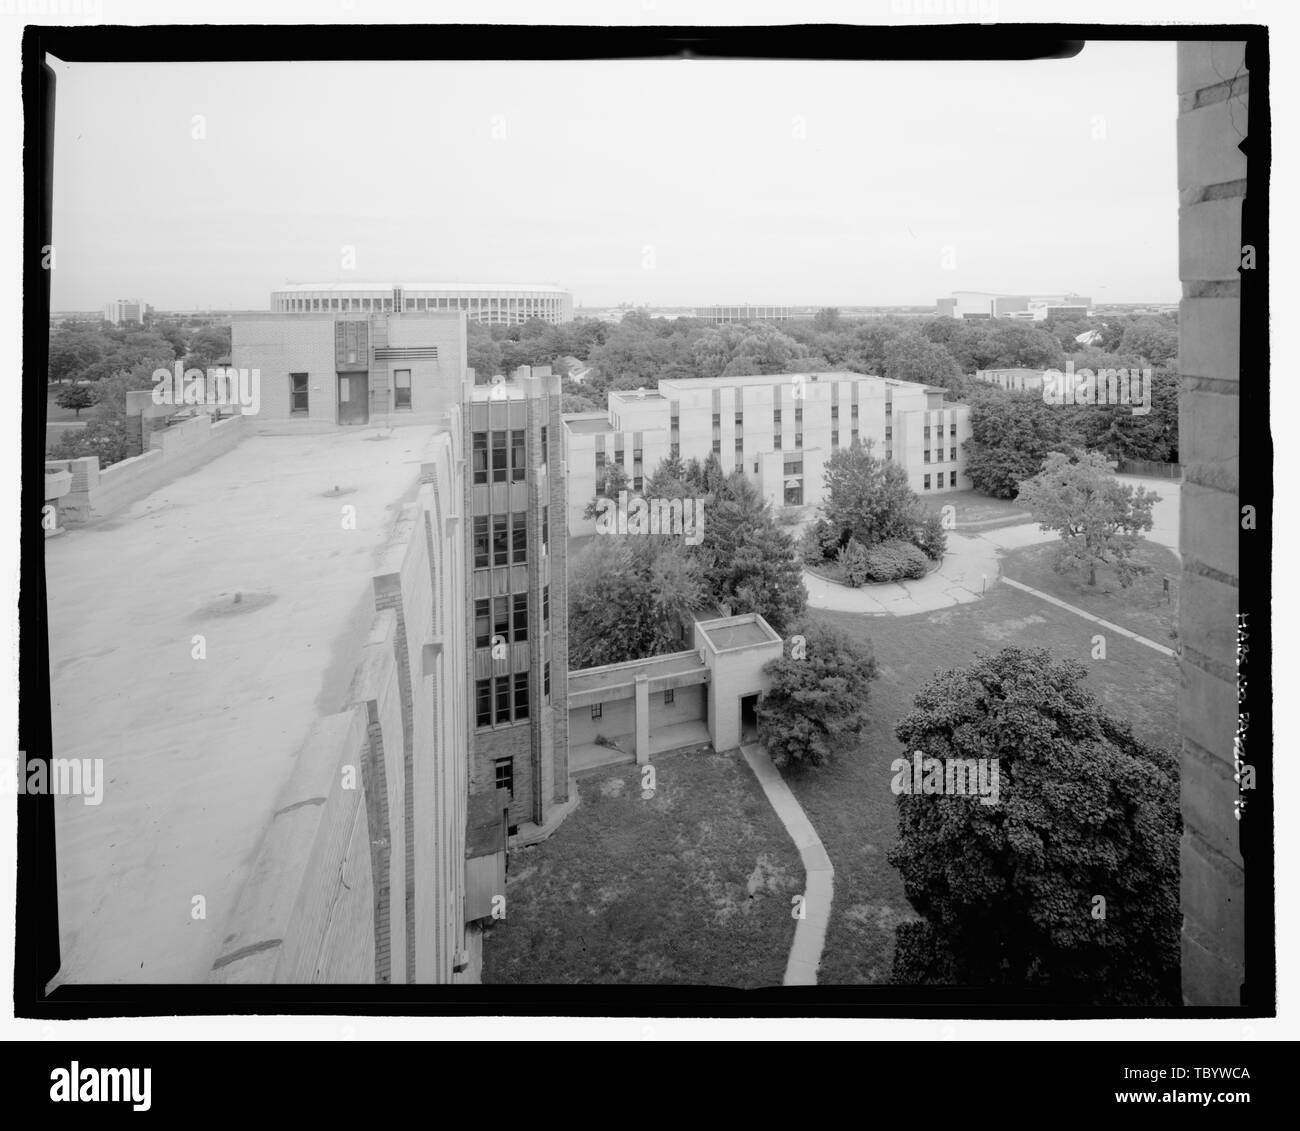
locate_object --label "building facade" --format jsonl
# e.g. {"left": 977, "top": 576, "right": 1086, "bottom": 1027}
{"left": 464, "top": 367, "right": 571, "bottom": 836}
{"left": 693, "top": 304, "right": 808, "bottom": 323}
{"left": 563, "top": 371, "right": 972, "bottom": 535}
{"left": 103, "top": 298, "right": 145, "bottom": 325}
{"left": 232, "top": 310, "right": 467, "bottom": 429}
{"left": 936, "top": 291, "right": 1093, "bottom": 321}
{"left": 270, "top": 282, "right": 573, "bottom": 325}
{"left": 973, "top": 368, "right": 1046, "bottom": 393}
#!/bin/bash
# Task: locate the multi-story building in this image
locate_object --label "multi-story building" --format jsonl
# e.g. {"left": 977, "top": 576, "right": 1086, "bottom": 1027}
{"left": 936, "top": 291, "right": 1092, "bottom": 321}
{"left": 103, "top": 298, "right": 145, "bottom": 325}
{"left": 270, "top": 282, "right": 573, "bottom": 325}
{"left": 693, "top": 304, "right": 812, "bottom": 323}
{"left": 464, "top": 366, "right": 571, "bottom": 836}
{"left": 563, "top": 371, "right": 972, "bottom": 534}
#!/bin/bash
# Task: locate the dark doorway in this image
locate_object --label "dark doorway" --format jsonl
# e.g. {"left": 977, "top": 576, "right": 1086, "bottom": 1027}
{"left": 741, "top": 693, "right": 759, "bottom": 744}
{"left": 338, "top": 372, "right": 369, "bottom": 425}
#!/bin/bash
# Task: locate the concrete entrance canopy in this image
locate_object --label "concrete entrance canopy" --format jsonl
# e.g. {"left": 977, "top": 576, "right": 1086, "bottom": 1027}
{"left": 694, "top": 613, "right": 784, "bottom": 754}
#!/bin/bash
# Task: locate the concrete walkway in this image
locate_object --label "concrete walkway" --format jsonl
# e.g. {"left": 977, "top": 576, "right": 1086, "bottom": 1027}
{"left": 740, "top": 744, "right": 833, "bottom": 986}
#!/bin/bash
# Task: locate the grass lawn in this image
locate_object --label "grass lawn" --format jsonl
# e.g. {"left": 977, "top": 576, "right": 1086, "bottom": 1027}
{"left": 482, "top": 751, "right": 800, "bottom": 987}
{"left": 919, "top": 489, "right": 1030, "bottom": 528}
{"left": 785, "top": 572, "right": 1179, "bottom": 985}
{"left": 999, "top": 537, "right": 1180, "bottom": 647}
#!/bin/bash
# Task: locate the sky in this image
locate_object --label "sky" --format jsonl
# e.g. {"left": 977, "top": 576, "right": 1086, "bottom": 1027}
{"left": 47, "top": 42, "right": 1178, "bottom": 312}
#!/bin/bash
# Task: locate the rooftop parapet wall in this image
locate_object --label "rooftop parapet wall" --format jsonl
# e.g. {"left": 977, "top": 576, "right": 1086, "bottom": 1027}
{"left": 45, "top": 413, "right": 247, "bottom": 526}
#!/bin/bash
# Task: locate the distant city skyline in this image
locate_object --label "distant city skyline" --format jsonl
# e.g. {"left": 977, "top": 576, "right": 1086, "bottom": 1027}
{"left": 49, "top": 44, "right": 1177, "bottom": 311}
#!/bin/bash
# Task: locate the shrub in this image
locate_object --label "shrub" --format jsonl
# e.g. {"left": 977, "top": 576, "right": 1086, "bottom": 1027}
{"left": 836, "top": 538, "right": 871, "bottom": 587}
{"left": 862, "top": 539, "right": 929, "bottom": 582}
{"left": 912, "top": 511, "right": 948, "bottom": 561}
{"left": 800, "top": 517, "right": 840, "bottom": 565}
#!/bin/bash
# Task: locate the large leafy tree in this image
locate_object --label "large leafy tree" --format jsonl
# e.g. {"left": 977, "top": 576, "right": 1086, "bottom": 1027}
{"left": 1017, "top": 450, "right": 1159, "bottom": 586}
{"left": 756, "top": 621, "right": 879, "bottom": 769}
{"left": 962, "top": 388, "right": 1067, "bottom": 499}
{"left": 888, "top": 647, "right": 1180, "bottom": 1005}
{"left": 883, "top": 330, "right": 963, "bottom": 394}
{"left": 694, "top": 471, "right": 807, "bottom": 635}
{"left": 567, "top": 535, "right": 706, "bottom": 668}
{"left": 822, "top": 438, "right": 920, "bottom": 546}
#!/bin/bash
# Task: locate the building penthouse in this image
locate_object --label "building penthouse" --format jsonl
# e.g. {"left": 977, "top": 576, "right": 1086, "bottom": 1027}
{"left": 562, "top": 371, "right": 972, "bottom": 535}
{"left": 270, "top": 282, "right": 574, "bottom": 325}
{"left": 693, "top": 304, "right": 808, "bottom": 323}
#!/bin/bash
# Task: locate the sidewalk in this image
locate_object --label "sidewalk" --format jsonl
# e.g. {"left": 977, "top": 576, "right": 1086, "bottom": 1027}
{"left": 741, "top": 744, "right": 833, "bottom": 986}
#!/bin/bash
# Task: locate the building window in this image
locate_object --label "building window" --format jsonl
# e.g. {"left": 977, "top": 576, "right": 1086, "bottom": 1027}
{"left": 924, "top": 425, "right": 931, "bottom": 440}
{"left": 664, "top": 688, "right": 675, "bottom": 706}
{"left": 511, "top": 511, "right": 527, "bottom": 564}
{"left": 476, "top": 679, "right": 492, "bottom": 728}
{"left": 735, "top": 438, "right": 744, "bottom": 452}
{"left": 885, "top": 426, "right": 892, "bottom": 441}
{"left": 670, "top": 443, "right": 680, "bottom": 459}
{"left": 950, "top": 423, "right": 957, "bottom": 436}
{"left": 924, "top": 450, "right": 931, "bottom": 463}
{"left": 473, "top": 516, "right": 490, "bottom": 569}
{"left": 951, "top": 471, "right": 959, "bottom": 487}
{"left": 474, "top": 598, "right": 491, "bottom": 648}
{"left": 394, "top": 369, "right": 412, "bottom": 410}
{"left": 511, "top": 430, "right": 526, "bottom": 481}
{"left": 290, "top": 373, "right": 309, "bottom": 414}
{"left": 513, "top": 593, "right": 528, "bottom": 642}
{"left": 493, "top": 515, "right": 508, "bottom": 566}
{"left": 774, "top": 434, "right": 782, "bottom": 449}
{"left": 543, "top": 584, "right": 550, "bottom": 626}
{"left": 494, "top": 758, "right": 514, "bottom": 798}
{"left": 851, "top": 429, "right": 858, "bottom": 445}
{"left": 773, "top": 409, "right": 782, "bottom": 427}
{"left": 540, "top": 425, "right": 548, "bottom": 466}
{"left": 591, "top": 703, "right": 603, "bottom": 720}
{"left": 544, "top": 661, "right": 551, "bottom": 701}
{"left": 950, "top": 447, "right": 957, "bottom": 461}
{"left": 924, "top": 474, "right": 932, "bottom": 490}
{"left": 734, "top": 411, "right": 744, "bottom": 432}
{"left": 514, "top": 672, "right": 529, "bottom": 720}
{"left": 495, "top": 677, "right": 510, "bottom": 723}
{"left": 472, "top": 432, "right": 488, "bottom": 484}
{"left": 492, "top": 430, "right": 508, "bottom": 483}
{"left": 712, "top": 440, "right": 721, "bottom": 455}
{"left": 493, "top": 595, "right": 510, "bottom": 644}
{"left": 735, "top": 461, "right": 744, "bottom": 475}
{"left": 542, "top": 506, "right": 549, "bottom": 549}
{"left": 832, "top": 432, "right": 839, "bottom": 448}
{"left": 885, "top": 402, "right": 892, "bottom": 416}
{"left": 795, "top": 433, "right": 803, "bottom": 448}
{"left": 595, "top": 449, "right": 605, "bottom": 476}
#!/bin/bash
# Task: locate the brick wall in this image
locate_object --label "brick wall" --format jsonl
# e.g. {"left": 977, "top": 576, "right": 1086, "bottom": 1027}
{"left": 1176, "top": 40, "right": 1248, "bottom": 1006}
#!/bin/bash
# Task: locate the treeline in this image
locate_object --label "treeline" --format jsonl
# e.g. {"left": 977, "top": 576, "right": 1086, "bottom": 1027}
{"left": 468, "top": 306, "right": 1178, "bottom": 423}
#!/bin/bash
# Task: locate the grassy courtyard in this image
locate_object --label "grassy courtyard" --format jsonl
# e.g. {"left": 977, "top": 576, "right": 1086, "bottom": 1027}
{"left": 482, "top": 750, "right": 800, "bottom": 987}
{"left": 488, "top": 534, "right": 1179, "bottom": 988}
{"left": 787, "top": 537, "right": 1180, "bottom": 984}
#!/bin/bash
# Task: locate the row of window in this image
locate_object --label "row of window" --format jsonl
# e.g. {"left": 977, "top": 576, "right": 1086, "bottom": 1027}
{"left": 472, "top": 587, "right": 550, "bottom": 647}
{"left": 478, "top": 662, "right": 551, "bottom": 731}
{"left": 924, "top": 424, "right": 960, "bottom": 439}
{"left": 472, "top": 512, "right": 529, "bottom": 568}
{"left": 924, "top": 472, "right": 960, "bottom": 489}
{"left": 923, "top": 448, "right": 960, "bottom": 463}
{"left": 281, "top": 295, "right": 563, "bottom": 313}
{"left": 288, "top": 370, "right": 412, "bottom": 415}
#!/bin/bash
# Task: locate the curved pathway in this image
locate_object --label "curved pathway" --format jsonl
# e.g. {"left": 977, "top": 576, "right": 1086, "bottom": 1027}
{"left": 741, "top": 744, "right": 833, "bottom": 986}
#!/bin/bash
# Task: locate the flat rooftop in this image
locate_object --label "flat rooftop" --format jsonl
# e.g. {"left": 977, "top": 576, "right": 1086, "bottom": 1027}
{"left": 45, "top": 426, "right": 440, "bottom": 984}
{"left": 698, "top": 614, "right": 783, "bottom": 652}
{"left": 568, "top": 650, "right": 707, "bottom": 697}
{"left": 277, "top": 281, "right": 569, "bottom": 293}
{"left": 562, "top": 414, "right": 614, "bottom": 435}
